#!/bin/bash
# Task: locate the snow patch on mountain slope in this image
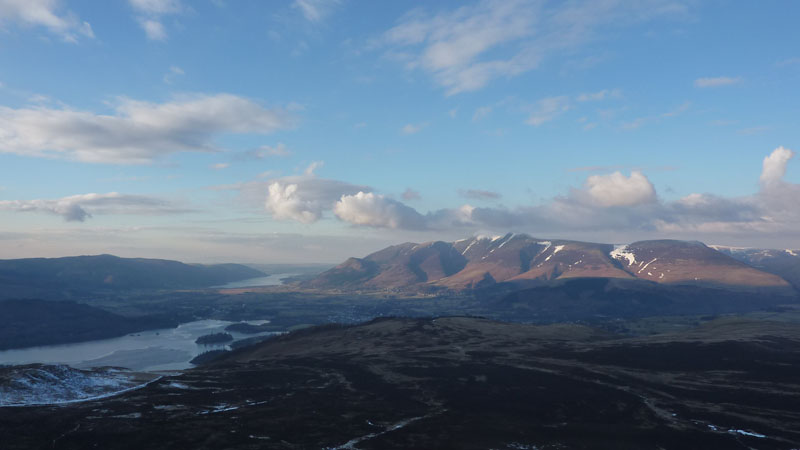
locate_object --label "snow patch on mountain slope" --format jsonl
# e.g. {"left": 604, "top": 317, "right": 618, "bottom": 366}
{"left": 610, "top": 244, "right": 636, "bottom": 266}
{"left": 638, "top": 258, "right": 657, "bottom": 274}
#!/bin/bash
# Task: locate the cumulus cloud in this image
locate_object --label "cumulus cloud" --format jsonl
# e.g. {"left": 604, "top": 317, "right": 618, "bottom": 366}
{"left": 580, "top": 171, "right": 657, "bottom": 207}
{"left": 0, "top": 0, "right": 94, "bottom": 42}
{"left": 263, "top": 163, "right": 370, "bottom": 224}
{"left": 251, "top": 146, "right": 800, "bottom": 245}
{"left": 760, "top": 146, "right": 794, "bottom": 188}
{"left": 0, "top": 192, "right": 190, "bottom": 222}
{"left": 128, "top": 0, "right": 182, "bottom": 40}
{"left": 694, "top": 76, "right": 742, "bottom": 88}
{"left": 0, "top": 94, "right": 296, "bottom": 164}
{"left": 378, "top": 0, "right": 687, "bottom": 95}
{"left": 334, "top": 192, "right": 427, "bottom": 229}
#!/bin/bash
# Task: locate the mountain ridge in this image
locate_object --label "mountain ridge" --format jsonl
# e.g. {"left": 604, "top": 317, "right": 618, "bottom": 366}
{"left": 0, "top": 254, "right": 265, "bottom": 298}
{"left": 305, "top": 234, "right": 794, "bottom": 292}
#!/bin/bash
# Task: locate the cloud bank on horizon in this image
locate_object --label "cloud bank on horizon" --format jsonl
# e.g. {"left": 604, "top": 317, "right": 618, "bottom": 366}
{"left": 0, "top": 0, "right": 798, "bottom": 261}
{"left": 255, "top": 147, "right": 800, "bottom": 240}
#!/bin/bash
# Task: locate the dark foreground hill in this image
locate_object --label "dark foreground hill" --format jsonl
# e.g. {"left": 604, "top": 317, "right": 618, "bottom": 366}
{"left": 0, "top": 299, "right": 179, "bottom": 350}
{"left": 0, "top": 254, "right": 264, "bottom": 298}
{"left": 3, "top": 316, "right": 799, "bottom": 449}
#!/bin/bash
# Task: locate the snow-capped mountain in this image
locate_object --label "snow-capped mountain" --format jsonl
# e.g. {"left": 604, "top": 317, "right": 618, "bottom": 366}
{"left": 305, "top": 234, "right": 793, "bottom": 291}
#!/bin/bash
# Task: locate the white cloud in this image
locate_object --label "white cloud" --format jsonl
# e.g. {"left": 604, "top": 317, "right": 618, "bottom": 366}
{"left": 263, "top": 164, "right": 370, "bottom": 224}
{"left": 334, "top": 192, "right": 427, "bottom": 229}
{"left": 526, "top": 96, "right": 570, "bottom": 126}
{"left": 0, "top": 192, "right": 190, "bottom": 222}
{"left": 760, "top": 146, "right": 794, "bottom": 188}
{"left": 138, "top": 18, "right": 166, "bottom": 40}
{"left": 128, "top": 0, "right": 182, "bottom": 40}
{"left": 266, "top": 182, "right": 320, "bottom": 224}
{"left": 249, "top": 146, "right": 800, "bottom": 244}
{"left": 0, "top": 0, "right": 94, "bottom": 42}
{"left": 379, "top": 0, "right": 687, "bottom": 95}
{"left": 0, "top": 94, "right": 296, "bottom": 164}
{"left": 293, "top": 0, "right": 340, "bottom": 22}
{"left": 210, "top": 162, "right": 229, "bottom": 170}
{"left": 401, "top": 122, "right": 429, "bottom": 134}
{"left": 304, "top": 160, "right": 324, "bottom": 176}
{"left": 694, "top": 76, "right": 742, "bottom": 88}
{"left": 581, "top": 171, "right": 657, "bottom": 207}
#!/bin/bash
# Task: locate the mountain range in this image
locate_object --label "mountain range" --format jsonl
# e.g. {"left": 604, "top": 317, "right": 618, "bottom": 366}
{"left": 0, "top": 254, "right": 265, "bottom": 299}
{"left": 305, "top": 234, "right": 799, "bottom": 292}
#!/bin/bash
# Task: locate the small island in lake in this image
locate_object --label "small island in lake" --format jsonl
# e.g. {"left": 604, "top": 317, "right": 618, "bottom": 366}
{"left": 195, "top": 332, "right": 234, "bottom": 345}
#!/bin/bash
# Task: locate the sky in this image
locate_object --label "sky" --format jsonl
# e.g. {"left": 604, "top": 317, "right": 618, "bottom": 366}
{"left": 0, "top": 0, "right": 799, "bottom": 263}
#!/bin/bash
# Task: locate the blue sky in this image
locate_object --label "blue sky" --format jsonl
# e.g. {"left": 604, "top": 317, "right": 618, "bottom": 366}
{"left": 0, "top": 0, "right": 799, "bottom": 263}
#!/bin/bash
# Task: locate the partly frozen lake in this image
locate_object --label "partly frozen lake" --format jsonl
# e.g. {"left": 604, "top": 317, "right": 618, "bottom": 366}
{"left": 0, "top": 319, "right": 276, "bottom": 372}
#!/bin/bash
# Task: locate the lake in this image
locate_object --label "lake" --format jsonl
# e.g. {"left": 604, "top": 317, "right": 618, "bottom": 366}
{"left": 213, "top": 273, "right": 297, "bottom": 289}
{"left": 0, "top": 319, "right": 276, "bottom": 372}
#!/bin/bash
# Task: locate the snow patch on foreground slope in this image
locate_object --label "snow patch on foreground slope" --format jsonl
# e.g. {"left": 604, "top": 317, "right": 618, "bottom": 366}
{"left": 0, "top": 364, "right": 157, "bottom": 407}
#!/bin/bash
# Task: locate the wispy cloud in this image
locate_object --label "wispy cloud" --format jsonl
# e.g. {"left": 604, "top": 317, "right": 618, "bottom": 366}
{"left": 402, "top": 188, "right": 421, "bottom": 201}
{"left": 776, "top": 57, "right": 800, "bottom": 67}
{"left": 293, "top": 0, "right": 340, "bottom": 22}
{"left": 378, "top": 0, "right": 688, "bottom": 95}
{"left": 0, "top": 0, "right": 94, "bottom": 42}
{"left": 526, "top": 96, "right": 570, "bottom": 126}
{"left": 460, "top": 189, "right": 501, "bottom": 200}
{"left": 401, "top": 122, "right": 429, "bottom": 135}
{"left": 128, "top": 0, "right": 182, "bottom": 40}
{"left": 694, "top": 76, "right": 742, "bottom": 88}
{"left": 162, "top": 65, "right": 185, "bottom": 84}
{"left": 0, "top": 94, "right": 296, "bottom": 164}
{"left": 621, "top": 101, "right": 691, "bottom": 130}
{"left": 576, "top": 89, "right": 621, "bottom": 102}
{"left": 235, "top": 143, "right": 292, "bottom": 161}
{"left": 0, "top": 192, "right": 191, "bottom": 222}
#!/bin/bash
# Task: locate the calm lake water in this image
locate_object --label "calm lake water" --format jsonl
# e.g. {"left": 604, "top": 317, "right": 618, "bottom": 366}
{"left": 213, "top": 273, "right": 297, "bottom": 289}
{"left": 0, "top": 319, "right": 276, "bottom": 372}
